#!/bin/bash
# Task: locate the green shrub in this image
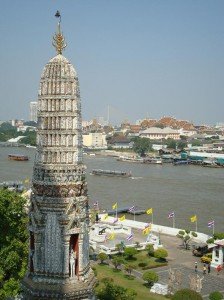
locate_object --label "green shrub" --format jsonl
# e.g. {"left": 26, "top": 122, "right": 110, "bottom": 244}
{"left": 209, "top": 291, "right": 223, "bottom": 300}
{"left": 124, "top": 247, "right": 138, "bottom": 259}
{"left": 142, "top": 270, "right": 159, "bottom": 286}
{"left": 172, "top": 288, "right": 203, "bottom": 300}
{"left": 97, "top": 252, "right": 108, "bottom": 264}
{"left": 145, "top": 244, "right": 154, "bottom": 256}
{"left": 154, "top": 248, "right": 168, "bottom": 261}
{"left": 178, "top": 230, "right": 185, "bottom": 236}
{"left": 213, "top": 233, "right": 224, "bottom": 240}
{"left": 207, "top": 238, "right": 215, "bottom": 244}
{"left": 138, "top": 262, "right": 147, "bottom": 267}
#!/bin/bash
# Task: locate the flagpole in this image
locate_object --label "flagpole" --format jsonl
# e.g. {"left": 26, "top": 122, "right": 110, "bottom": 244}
{"left": 134, "top": 209, "right": 135, "bottom": 221}
{"left": 213, "top": 223, "right": 215, "bottom": 236}
{"left": 116, "top": 206, "right": 117, "bottom": 219}
{"left": 152, "top": 212, "right": 154, "bottom": 224}
{"left": 173, "top": 216, "right": 175, "bottom": 228}
{"left": 195, "top": 218, "right": 198, "bottom": 232}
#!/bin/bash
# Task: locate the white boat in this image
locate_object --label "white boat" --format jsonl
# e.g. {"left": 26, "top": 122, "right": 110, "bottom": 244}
{"left": 117, "top": 156, "right": 144, "bottom": 163}
{"left": 143, "top": 157, "right": 163, "bottom": 164}
{"left": 89, "top": 153, "right": 96, "bottom": 156}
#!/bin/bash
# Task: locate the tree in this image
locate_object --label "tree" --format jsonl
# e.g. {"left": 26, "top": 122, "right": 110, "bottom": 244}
{"left": 132, "top": 137, "right": 152, "bottom": 157}
{"left": 124, "top": 247, "right": 138, "bottom": 260}
{"left": 0, "top": 189, "right": 28, "bottom": 299}
{"left": 124, "top": 264, "right": 133, "bottom": 276}
{"left": 135, "top": 241, "right": 141, "bottom": 249}
{"left": 115, "top": 243, "right": 125, "bottom": 254}
{"left": 209, "top": 291, "right": 223, "bottom": 300}
{"left": 180, "top": 135, "right": 187, "bottom": 140}
{"left": 166, "top": 139, "right": 176, "bottom": 149}
{"left": 177, "top": 141, "right": 187, "bottom": 150}
{"left": 192, "top": 139, "right": 202, "bottom": 146}
{"left": 24, "top": 121, "right": 37, "bottom": 127}
{"left": 172, "top": 288, "right": 203, "bottom": 300}
{"left": 96, "top": 278, "right": 137, "bottom": 300}
{"left": 154, "top": 248, "right": 168, "bottom": 261}
{"left": 142, "top": 270, "right": 159, "bottom": 286}
{"left": 97, "top": 252, "right": 108, "bottom": 264}
{"left": 0, "top": 122, "right": 15, "bottom": 131}
{"left": 177, "top": 230, "right": 197, "bottom": 250}
{"left": 21, "top": 131, "right": 37, "bottom": 146}
{"left": 145, "top": 244, "right": 154, "bottom": 257}
{"left": 111, "top": 257, "right": 123, "bottom": 270}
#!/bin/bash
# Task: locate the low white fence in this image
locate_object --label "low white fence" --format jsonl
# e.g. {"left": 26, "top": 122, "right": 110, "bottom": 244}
{"left": 98, "top": 214, "right": 211, "bottom": 243}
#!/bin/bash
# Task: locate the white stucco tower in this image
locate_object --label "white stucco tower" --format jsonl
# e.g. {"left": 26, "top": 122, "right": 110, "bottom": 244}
{"left": 22, "top": 12, "right": 95, "bottom": 299}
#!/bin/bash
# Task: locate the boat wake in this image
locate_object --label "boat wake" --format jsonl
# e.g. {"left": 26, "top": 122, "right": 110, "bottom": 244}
{"left": 131, "top": 176, "right": 143, "bottom": 180}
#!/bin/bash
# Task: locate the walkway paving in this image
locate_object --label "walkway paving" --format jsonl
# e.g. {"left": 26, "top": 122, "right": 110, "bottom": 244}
{"left": 152, "top": 234, "right": 224, "bottom": 299}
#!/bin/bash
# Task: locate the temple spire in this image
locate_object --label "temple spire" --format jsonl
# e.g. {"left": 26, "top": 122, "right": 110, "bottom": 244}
{"left": 52, "top": 10, "right": 67, "bottom": 54}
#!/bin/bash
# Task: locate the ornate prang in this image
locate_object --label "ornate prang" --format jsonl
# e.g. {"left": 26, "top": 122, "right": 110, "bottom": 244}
{"left": 167, "top": 268, "right": 183, "bottom": 295}
{"left": 52, "top": 10, "right": 67, "bottom": 54}
{"left": 188, "top": 274, "right": 204, "bottom": 293}
{"left": 22, "top": 12, "right": 95, "bottom": 300}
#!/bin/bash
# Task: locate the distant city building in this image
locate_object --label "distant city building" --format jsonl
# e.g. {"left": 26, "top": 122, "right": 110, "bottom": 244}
{"left": 96, "top": 116, "right": 108, "bottom": 126}
{"left": 11, "top": 119, "right": 17, "bottom": 127}
{"left": 152, "top": 144, "right": 168, "bottom": 151}
{"left": 29, "top": 101, "right": 38, "bottom": 122}
{"left": 82, "top": 119, "right": 102, "bottom": 133}
{"left": 108, "top": 135, "right": 133, "bottom": 148}
{"left": 178, "top": 128, "right": 197, "bottom": 137}
{"left": 140, "top": 127, "right": 180, "bottom": 140}
{"left": 215, "top": 122, "right": 224, "bottom": 129}
{"left": 83, "top": 132, "right": 107, "bottom": 148}
{"left": 10, "top": 119, "right": 24, "bottom": 127}
{"left": 17, "top": 125, "right": 36, "bottom": 133}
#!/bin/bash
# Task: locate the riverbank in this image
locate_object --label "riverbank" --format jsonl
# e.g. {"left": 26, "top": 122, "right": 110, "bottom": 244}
{"left": 1, "top": 146, "right": 224, "bottom": 233}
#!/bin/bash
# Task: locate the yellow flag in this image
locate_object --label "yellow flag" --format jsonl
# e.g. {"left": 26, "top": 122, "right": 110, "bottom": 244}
{"left": 190, "top": 215, "right": 197, "bottom": 223}
{"left": 142, "top": 227, "right": 151, "bottom": 235}
{"left": 146, "top": 208, "right": 153, "bottom": 215}
{"left": 112, "top": 202, "right": 117, "bottom": 210}
{"left": 103, "top": 214, "right": 108, "bottom": 220}
{"left": 119, "top": 215, "right": 125, "bottom": 221}
{"left": 24, "top": 178, "right": 30, "bottom": 184}
{"left": 108, "top": 233, "right": 115, "bottom": 240}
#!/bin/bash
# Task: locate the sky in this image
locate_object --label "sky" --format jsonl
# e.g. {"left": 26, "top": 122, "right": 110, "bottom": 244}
{"left": 0, "top": 0, "right": 224, "bottom": 125}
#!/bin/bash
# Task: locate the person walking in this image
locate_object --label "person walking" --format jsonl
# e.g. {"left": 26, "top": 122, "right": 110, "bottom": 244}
{"left": 216, "top": 264, "right": 222, "bottom": 275}
{"left": 195, "top": 262, "right": 198, "bottom": 273}
{"left": 208, "top": 263, "right": 211, "bottom": 274}
{"left": 203, "top": 264, "right": 207, "bottom": 275}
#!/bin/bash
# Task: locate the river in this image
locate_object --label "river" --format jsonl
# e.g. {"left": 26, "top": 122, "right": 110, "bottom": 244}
{"left": 0, "top": 146, "right": 223, "bottom": 234}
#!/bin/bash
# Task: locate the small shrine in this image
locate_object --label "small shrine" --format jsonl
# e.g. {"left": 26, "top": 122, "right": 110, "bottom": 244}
{"left": 211, "top": 239, "right": 224, "bottom": 268}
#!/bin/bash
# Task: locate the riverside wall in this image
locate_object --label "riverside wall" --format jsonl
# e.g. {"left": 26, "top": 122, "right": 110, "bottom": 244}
{"left": 99, "top": 214, "right": 211, "bottom": 243}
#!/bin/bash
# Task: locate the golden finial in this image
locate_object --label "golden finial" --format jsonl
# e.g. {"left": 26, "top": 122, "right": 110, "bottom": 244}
{"left": 52, "top": 11, "right": 67, "bottom": 54}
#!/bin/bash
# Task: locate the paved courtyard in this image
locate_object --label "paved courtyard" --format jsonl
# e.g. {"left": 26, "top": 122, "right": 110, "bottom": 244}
{"left": 99, "top": 229, "right": 224, "bottom": 299}
{"left": 152, "top": 233, "right": 224, "bottom": 299}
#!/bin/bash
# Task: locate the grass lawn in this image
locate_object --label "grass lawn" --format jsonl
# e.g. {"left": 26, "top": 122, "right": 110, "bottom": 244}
{"left": 114, "top": 250, "right": 167, "bottom": 271}
{"left": 94, "top": 263, "right": 166, "bottom": 300}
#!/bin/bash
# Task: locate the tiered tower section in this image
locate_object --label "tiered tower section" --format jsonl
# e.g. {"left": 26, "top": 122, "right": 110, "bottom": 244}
{"left": 22, "top": 17, "right": 95, "bottom": 300}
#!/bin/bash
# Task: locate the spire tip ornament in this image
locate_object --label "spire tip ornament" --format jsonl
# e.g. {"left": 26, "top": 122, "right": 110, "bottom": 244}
{"left": 53, "top": 10, "right": 67, "bottom": 54}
